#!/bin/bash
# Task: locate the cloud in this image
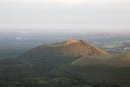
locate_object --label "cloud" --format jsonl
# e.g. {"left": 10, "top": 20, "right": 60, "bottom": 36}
{"left": 2, "top": 0, "right": 130, "bottom": 5}
{"left": 0, "top": 0, "right": 130, "bottom": 31}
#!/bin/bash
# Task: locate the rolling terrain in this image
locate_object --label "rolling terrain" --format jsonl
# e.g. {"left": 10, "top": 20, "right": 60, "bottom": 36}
{"left": 0, "top": 40, "right": 129, "bottom": 87}
{"left": 72, "top": 53, "right": 130, "bottom": 67}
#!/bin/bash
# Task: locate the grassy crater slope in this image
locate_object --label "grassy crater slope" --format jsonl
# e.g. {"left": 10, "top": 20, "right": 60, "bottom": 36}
{"left": 17, "top": 40, "right": 108, "bottom": 72}
{"left": 20, "top": 40, "right": 108, "bottom": 59}
{"left": 72, "top": 53, "right": 130, "bottom": 67}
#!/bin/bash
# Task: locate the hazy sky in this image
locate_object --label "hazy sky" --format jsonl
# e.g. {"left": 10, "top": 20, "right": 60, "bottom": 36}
{"left": 0, "top": 0, "right": 130, "bottom": 33}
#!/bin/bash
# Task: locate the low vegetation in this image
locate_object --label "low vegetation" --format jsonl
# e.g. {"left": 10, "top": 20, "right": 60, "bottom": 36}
{"left": 0, "top": 40, "right": 129, "bottom": 87}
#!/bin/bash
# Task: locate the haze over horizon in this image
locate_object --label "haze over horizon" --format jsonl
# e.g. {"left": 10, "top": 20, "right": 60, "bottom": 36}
{"left": 0, "top": 0, "right": 130, "bottom": 33}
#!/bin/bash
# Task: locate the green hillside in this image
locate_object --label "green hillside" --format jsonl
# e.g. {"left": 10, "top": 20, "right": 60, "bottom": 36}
{"left": 72, "top": 53, "right": 130, "bottom": 67}
{"left": 17, "top": 40, "right": 108, "bottom": 72}
{"left": 58, "top": 64, "right": 130, "bottom": 87}
{"left": 0, "top": 40, "right": 129, "bottom": 87}
{"left": 21, "top": 40, "right": 108, "bottom": 58}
